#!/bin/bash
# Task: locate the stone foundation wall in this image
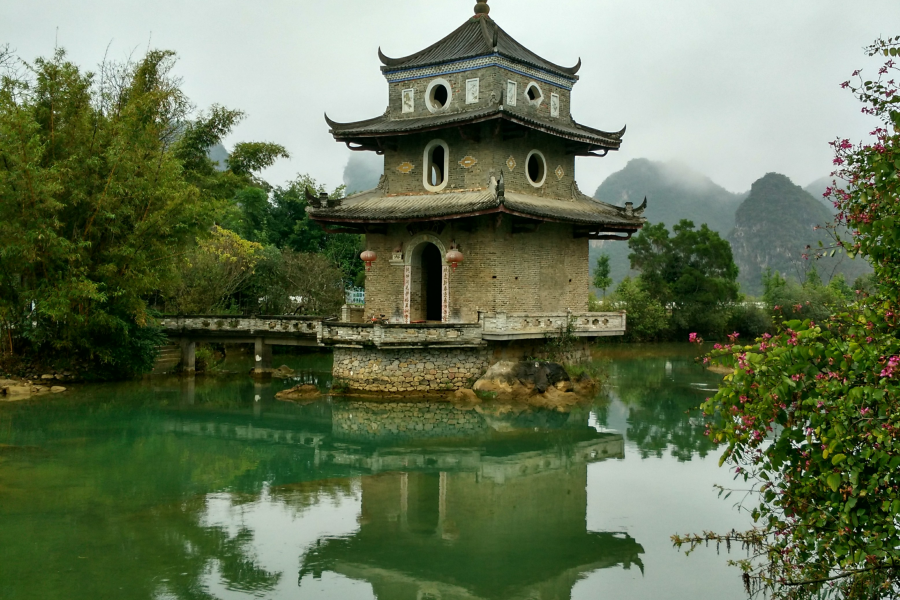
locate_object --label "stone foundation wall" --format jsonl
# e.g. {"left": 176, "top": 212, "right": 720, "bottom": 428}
{"left": 333, "top": 347, "right": 491, "bottom": 392}
{"left": 331, "top": 401, "right": 488, "bottom": 442}
{"left": 332, "top": 338, "right": 593, "bottom": 393}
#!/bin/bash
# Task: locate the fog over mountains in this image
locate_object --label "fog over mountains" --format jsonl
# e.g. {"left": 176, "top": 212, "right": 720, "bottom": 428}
{"left": 343, "top": 153, "right": 383, "bottom": 195}
{"left": 591, "top": 159, "right": 871, "bottom": 296}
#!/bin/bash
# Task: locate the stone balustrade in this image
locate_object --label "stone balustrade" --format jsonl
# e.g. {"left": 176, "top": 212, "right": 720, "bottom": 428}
{"left": 479, "top": 311, "right": 626, "bottom": 340}
{"left": 318, "top": 322, "right": 376, "bottom": 346}
{"left": 319, "top": 322, "right": 484, "bottom": 348}
{"left": 161, "top": 315, "right": 323, "bottom": 337}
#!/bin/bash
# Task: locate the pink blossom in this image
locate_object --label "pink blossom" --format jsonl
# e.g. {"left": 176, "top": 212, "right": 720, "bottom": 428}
{"left": 881, "top": 356, "right": 900, "bottom": 378}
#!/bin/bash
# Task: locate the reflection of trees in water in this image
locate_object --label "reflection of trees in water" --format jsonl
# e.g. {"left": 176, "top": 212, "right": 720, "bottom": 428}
{"left": 270, "top": 478, "right": 359, "bottom": 516}
{"left": 0, "top": 397, "right": 341, "bottom": 600}
{"left": 0, "top": 440, "right": 286, "bottom": 599}
{"left": 599, "top": 354, "right": 718, "bottom": 461}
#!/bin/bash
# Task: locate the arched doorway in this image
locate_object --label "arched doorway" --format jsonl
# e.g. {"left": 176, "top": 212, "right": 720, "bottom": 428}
{"left": 421, "top": 244, "right": 443, "bottom": 322}
{"left": 406, "top": 240, "right": 446, "bottom": 323}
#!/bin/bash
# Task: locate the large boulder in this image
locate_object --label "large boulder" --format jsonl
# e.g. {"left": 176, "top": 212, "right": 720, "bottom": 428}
{"left": 472, "top": 360, "right": 576, "bottom": 403}
{"left": 3, "top": 384, "right": 33, "bottom": 397}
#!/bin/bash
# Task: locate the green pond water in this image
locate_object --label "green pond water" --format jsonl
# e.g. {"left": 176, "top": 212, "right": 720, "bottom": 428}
{"left": 0, "top": 345, "right": 750, "bottom": 600}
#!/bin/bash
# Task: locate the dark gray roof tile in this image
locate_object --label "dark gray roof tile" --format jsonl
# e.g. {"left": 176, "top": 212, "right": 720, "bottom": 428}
{"left": 378, "top": 15, "right": 580, "bottom": 79}
{"left": 326, "top": 104, "right": 624, "bottom": 149}
{"left": 308, "top": 179, "right": 644, "bottom": 229}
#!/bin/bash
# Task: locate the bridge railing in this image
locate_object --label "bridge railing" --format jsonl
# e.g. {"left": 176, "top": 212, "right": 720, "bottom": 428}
{"left": 318, "top": 322, "right": 484, "bottom": 348}
{"left": 345, "top": 287, "right": 365, "bottom": 306}
{"left": 160, "top": 315, "right": 329, "bottom": 336}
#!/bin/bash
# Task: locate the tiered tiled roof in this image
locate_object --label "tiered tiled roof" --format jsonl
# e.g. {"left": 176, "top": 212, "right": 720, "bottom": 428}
{"left": 307, "top": 176, "right": 646, "bottom": 233}
{"left": 378, "top": 11, "right": 581, "bottom": 79}
{"left": 326, "top": 105, "right": 625, "bottom": 152}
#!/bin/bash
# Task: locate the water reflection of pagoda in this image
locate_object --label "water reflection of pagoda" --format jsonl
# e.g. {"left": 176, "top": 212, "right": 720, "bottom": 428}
{"left": 300, "top": 404, "right": 643, "bottom": 600}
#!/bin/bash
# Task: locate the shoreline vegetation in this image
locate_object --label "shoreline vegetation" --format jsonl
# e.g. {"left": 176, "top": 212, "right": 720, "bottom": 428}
{"left": 0, "top": 46, "right": 359, "bottom": 382}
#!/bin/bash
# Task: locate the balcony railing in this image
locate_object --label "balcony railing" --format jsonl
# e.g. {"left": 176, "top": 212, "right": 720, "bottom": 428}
{"left": 318, "top": 322, "right": 484, "bottom": 348}
{"left": 479, "top": 311, "right": 626, "bottom": 340}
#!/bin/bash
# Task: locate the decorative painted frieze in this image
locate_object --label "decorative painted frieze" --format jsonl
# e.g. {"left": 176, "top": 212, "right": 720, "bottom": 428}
{"left": 383, "top": 55, "right": 577, "bottom": 91}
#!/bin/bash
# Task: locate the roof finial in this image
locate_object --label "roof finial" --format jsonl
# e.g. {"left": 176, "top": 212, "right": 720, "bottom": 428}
{"left": 474, "top": 0, "right": 490, "bottom": 16}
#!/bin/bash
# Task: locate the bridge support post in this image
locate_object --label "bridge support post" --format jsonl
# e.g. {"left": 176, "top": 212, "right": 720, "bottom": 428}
{"left": 180, "top": 339, "right": 196, "bottom": 374}
{"left": 181, "top": 376, "right": 195, "bottom": 405}
{"left": 254, "top": 337, "right": 272, "bottom": 371}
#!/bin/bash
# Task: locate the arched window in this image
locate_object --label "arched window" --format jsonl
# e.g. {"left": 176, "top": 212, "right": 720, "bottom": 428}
{"left": 526, "top": 150, "right": 547, "bottom": 187}
{"left": 425, "top": 78, "right": 452, "bottom": 112}
{"left": 423, "top": 139, "right": 450, "bottom": 192}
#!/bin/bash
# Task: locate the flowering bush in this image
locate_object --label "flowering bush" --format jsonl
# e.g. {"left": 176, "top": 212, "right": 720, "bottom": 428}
{"left": 674, "top": 37, "right": 900, "bottom": 599}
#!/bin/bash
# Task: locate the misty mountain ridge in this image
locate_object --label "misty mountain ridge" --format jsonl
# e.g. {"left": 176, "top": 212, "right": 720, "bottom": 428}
{"left": 587, "top": 159, "right": 868, "bottom": 296}
{"left": 729, "top": 172, "right": 870, "bottom": 295}
{"left": 804, "top": 176, "right": 839, "bottom": 214}
{"left": 590, "top": 158, "right": 746, "bottom": 290}
{"left": 594, "top": 158, "right": 746, "bottom": 234}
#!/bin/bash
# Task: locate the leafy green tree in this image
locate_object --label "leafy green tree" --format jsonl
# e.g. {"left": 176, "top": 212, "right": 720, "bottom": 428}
{"left": 231, "top": 186, "right": 272, "bottom": 244}
{"left": 593, "top": 253, "right": 613, "bottom": 297}
{"left": 762, "top": 269, "right": 850, "bottom": 323}
{"left": 0, "top": 47, "right": 286, "bottom": 377}
{"left": 167, "top": 226, "right": 264, "bottom": 314}
{"left": 267, "top": 175, "right": 363, "bottom": 285}
{"left": 628, "top": 220, "right": 739, "bottom": 338}
{"left": 597, "top": 277, "right": 669, "bottom": 342}
{"left": 678, "top": 36, "right": 900, "bottom": 599}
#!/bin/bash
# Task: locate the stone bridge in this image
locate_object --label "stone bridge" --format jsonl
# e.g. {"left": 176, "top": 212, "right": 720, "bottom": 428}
{"left": 161, "top": 310, "right": 626, "bottom": 373}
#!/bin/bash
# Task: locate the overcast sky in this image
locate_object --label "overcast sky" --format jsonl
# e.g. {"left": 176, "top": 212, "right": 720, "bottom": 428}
{"left": 3, "top": 0, "right": 898, "bottom": 194}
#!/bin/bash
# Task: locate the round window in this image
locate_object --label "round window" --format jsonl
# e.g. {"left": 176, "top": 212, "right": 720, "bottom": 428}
{"left": 425, "top": 79, "right": 452, "bottom": 113}
{"left": 525, "top": 150, "right": 547, "bottom": 187}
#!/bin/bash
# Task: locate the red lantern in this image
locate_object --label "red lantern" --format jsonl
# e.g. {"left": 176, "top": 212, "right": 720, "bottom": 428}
{"left": 446, "top": 243, "right": 464, "bottom": 272}
{"left": 360, "top": 250, "right": 377, "bottom": 271}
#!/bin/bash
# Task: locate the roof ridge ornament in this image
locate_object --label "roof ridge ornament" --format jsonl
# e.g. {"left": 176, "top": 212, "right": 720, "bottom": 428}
{"left": 474, "top": 0, "right": 490, "bottom": 16}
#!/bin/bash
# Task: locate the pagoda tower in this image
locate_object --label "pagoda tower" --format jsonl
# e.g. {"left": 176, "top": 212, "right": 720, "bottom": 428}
{"left": 309, "top": 1, "right": 646, "bottom": 391}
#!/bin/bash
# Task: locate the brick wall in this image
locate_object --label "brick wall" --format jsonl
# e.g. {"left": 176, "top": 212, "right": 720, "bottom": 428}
{"left": 383, "top": 127, "right": 576, "bottom": 200}
{"left": 364, "top": 218, "right": 589, "bottom": 323}
{"left": 388, "top": 65, "right": 572, "bottom": 123}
